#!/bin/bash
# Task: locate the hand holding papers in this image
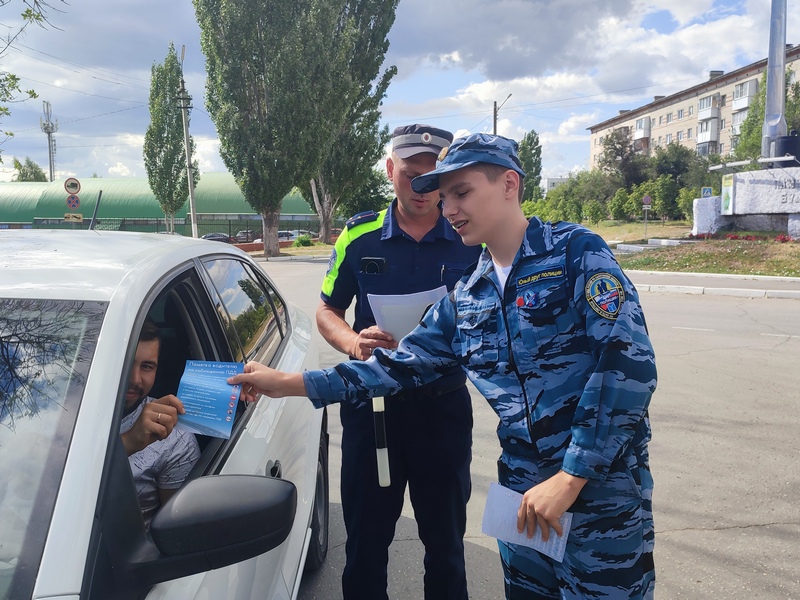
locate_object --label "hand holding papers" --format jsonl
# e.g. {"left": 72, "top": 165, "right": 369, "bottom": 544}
{"left": 482, "top": 482, "right": 572, "bottom": 562}
{"left": 175, "top": 360, "right": 245, "bottom": 439}
{"left": 366, "top": 286, "right": 447, "bottom": 488}
{"left": 367, "top": 285, "right": 448, "bottom": 341}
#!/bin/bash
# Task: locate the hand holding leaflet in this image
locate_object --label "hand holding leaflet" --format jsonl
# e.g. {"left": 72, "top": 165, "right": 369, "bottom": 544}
{"left": 175, "top": 360, "right": 244, "bottom": 439}
{"left": 367, "top": 285, "right": 448, "bottom": 341}
{"left": 482, "top": 482, "right": 572, "bottom": 562}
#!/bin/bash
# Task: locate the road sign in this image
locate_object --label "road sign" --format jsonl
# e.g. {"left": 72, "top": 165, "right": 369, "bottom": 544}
{"left": 64, "top": 213, "right": 83, "bottom": 223}
{"left": 642, "top": 195, "right": 652, "bottom": 205}
{"left": 66, "top": 194, "right": 80, "bottom": 209}
{"left": 643, "top": 205, "right": 651, "bottom": 210}
{"left": 701, "top": 186, "right": 713, "bottom": 198}
{"left": 64, "top": 177, "right": 81, "bottom": 195}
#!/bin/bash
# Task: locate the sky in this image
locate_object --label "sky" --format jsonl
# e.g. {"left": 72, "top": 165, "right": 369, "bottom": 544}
{"left": 0, "top": 0, "right": 797, "bottom": 185}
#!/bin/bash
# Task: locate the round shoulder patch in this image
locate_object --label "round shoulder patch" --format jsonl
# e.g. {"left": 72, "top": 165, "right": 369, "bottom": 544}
{"left": 585, "top": 273, "right": 625, "bottom": 319}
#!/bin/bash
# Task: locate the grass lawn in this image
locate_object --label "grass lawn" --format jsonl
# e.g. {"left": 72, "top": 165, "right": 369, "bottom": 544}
{"left": 265, "top": 220, "right": 800, "bottom": 278}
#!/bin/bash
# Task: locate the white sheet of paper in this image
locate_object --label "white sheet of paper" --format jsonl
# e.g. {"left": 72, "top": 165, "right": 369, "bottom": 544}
{"left": 481, "top": 482, "right": 572, "bottom": 563}
{"left": 367, "top": 286, "right": 447, "bottom": 341}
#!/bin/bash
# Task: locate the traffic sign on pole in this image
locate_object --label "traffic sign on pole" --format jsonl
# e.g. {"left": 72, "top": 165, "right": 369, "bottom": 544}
{"left": 65, "top": 177, "right": 81, "bottom": 195}
{"left": 66, "top": 194, "right": 80, "bottom": 209}
{"left": 701, "top": 187, "right": 713, "bottom": 198}
{"left": 642, "top": 195, "right": 652, "bottom": 205}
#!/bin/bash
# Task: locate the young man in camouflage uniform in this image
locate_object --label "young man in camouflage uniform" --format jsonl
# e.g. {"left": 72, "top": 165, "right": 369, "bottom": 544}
{"left": 231, "top": 133, "right": 658, "bottom": 599}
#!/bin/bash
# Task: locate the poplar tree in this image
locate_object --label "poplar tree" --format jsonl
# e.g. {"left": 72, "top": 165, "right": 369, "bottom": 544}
{"left": 194, "top": 0, "right": 357, "bottom": 256}
{"left": 518, "top": 128, "right": 543, "bottom": 202}
{"left": 143, "top": 43, "right": 199, "bottom": 232}
{"left": 306, "top": 0, "right": 399, "bottom": 244}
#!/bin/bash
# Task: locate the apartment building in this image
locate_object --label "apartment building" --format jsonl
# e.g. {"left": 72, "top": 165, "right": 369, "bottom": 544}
{"left": 588, "top": 45, "right": 800, "bottom": 167}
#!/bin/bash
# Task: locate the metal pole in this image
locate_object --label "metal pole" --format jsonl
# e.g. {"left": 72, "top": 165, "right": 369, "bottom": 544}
{"left": 180, "top": 45, "right": 199, "bottom": 238}
{"left": 493, "top": 94, "right": 512, "bottom": 135}
{"left": 644, "top": 207, "right": 648, "bottom": 239}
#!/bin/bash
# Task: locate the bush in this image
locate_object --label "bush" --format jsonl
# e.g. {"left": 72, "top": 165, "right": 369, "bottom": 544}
{"left": 292, "top": 234, "right": 314, "bottom": 247}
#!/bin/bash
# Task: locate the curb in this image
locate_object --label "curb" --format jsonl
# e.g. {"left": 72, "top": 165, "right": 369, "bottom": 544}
{"left": 635, "top": 284, "right": 800, "bottom": 299}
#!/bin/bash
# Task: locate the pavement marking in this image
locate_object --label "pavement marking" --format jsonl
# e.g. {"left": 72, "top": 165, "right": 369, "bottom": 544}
{"left": 673, "top": 326, "right": 714, "bottom": 332}
{"left": 761, "top": 333, "right": 800, "bottom": 339}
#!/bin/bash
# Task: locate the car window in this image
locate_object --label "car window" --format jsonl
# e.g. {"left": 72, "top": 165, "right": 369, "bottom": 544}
{"left": 0, "top": 298, "right": 105, "bottom": 600}
{"left": 201, "top": 259, "right": 283, "bottom": 364}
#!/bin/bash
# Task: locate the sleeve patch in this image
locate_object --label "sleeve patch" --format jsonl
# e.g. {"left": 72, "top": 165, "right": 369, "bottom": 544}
{"left": 585, "top": 273, "right": 624, "bottom": 319}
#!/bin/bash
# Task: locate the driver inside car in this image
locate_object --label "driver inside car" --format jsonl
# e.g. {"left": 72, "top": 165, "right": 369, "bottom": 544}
{"left": 119, "top": 318, "right": 201, "bottom": 526}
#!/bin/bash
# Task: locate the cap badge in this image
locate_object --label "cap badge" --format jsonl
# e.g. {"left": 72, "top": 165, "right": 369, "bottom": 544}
{"left": 438, "top": 146, "right": 449, "bottom": 161}
{"left": 421, "top": 132, "right": 432, "bottom": 144}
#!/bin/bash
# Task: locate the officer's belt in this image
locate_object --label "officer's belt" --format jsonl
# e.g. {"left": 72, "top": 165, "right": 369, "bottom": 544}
{"left": 385, "top": 376, "right": 466, "bottom": 403}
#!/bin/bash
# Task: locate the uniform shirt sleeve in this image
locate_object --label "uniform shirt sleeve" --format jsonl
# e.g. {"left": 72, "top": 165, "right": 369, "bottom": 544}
{"left": 560, "top": 233, "right": 657, "bottom": 481}
{"left": 320, "top": 224, "right": 362, "bottom": 311}
{"left": 304, "top": 293, "right": 462, "bottom": 408}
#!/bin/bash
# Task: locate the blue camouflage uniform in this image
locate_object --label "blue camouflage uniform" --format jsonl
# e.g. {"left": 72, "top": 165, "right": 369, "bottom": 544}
{"left": 321, "top": 200, "right": 482, "bottom": 600}
{"left": 308, "top": 216, "right": 657, "bottom": 600}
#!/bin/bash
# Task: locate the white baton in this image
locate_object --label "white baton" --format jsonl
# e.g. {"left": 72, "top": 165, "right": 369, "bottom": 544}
{"left": 372, "top": 397, "right": 390, "bottom": 487}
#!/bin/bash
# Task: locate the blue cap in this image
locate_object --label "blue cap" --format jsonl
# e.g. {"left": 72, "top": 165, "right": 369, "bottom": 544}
{"left": 411, "top": 133, "right": 526, "bottom": 194}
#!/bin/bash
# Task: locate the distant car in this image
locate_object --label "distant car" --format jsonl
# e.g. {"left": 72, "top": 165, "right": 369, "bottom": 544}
{"left": 201, "top": 232, "right": 235, "bottom": 243}
{"left": 235, "top": 229, "right": 258, "bottom": 243}
{"left": 278, "top": 230, "right": 296, "bottom": 241}
{"left": 0, "top": 230, "right": 329, "bottom": 600}
{"left": 293, "top": 230, "right": 318, "bottom": 239}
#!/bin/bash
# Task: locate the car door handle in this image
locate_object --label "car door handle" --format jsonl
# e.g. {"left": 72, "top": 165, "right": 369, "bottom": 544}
{"left": 266, "top": 459, "right": 282, "bottom": 479}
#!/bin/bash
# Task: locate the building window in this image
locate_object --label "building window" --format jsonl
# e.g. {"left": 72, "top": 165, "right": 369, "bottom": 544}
{"left": 696, "top": 141, "right": 718, "bottom": 156}
{"left": 635, "top": 117, "right": 647, "bottom": 130}
{"left": 719, "top": 143, "right": 724, "bottom": 154}
{"left": 666, "top": 113, "right": 673, "bottom": 124}
{"left": 699, "top": 95, "right": 714, "bottom": 111}
{"left": 720, "top": 94, "right": 726, "bottom": 107}
{"left": 699, "top": 121, "right": 710, "bottom": 133}
{"left": 677, "top": 108, "right": 685, "bottom": 119}
{"left": 658, "top": 115, "right": 663, "bottom": 125}
{"left": 734, "top": 81, "right": 754, "bottom": 99}
{"left": 677, "top": 131, "right": 684, "bottom": 141}
{"left": 666, "top": 133, "right": 672, "bottom": 144}
{"left": 651, "top": 117, "right": 656, "bottom": 128}
{"left": 732, "top": 110, "right": 748, "bottom": 126}
{"left": 687, "top": 128, "right": 692, "bottom": 138}
{"left": 720, "top": 118, "right": 726, "bottom": 130}
{"left": 688, "top": 106, "right": 694, "bottom": 116}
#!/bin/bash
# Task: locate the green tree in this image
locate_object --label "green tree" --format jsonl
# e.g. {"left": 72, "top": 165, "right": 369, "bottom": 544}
{"left": 1, "top": 1, "right": 64, "bottom": 159}
{"left": 143, "top": 43, "right": 200, "bottom": 233}
{"left": 735, "top": 69, "right": 800, "bottom": 160}
{"left": 195, "top": 0, "right": 358, "bottom": 256}
{"left": 337, "top": 166, "right": 392, "bottom": 218}
{"left": 597, "top": 128, "right": 651, "bottom": 189}
{"left": 518, "top": 128, "right": 543, "bottom": 203}
{"left": 11, "top": 156, "right": 47, "bottom": 181}
{"left": 608, "top": 187, "right": 630, "bottom": 221}
{"left": 307, "top": 0, "right": 399, "bottom": 244}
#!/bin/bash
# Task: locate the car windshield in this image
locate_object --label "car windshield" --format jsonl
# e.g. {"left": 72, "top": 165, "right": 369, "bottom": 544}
{"left": 0, "top": 298, "right": 106, "bottom": 599}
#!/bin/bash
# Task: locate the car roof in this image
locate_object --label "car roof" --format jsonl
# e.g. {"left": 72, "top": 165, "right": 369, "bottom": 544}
{"left": 0, "top": 229, "right": 248, "bottom": 302}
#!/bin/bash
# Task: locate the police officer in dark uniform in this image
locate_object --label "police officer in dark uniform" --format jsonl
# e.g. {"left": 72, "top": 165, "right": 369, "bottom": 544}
{"left": 316, "top": 124, "right": 482, "bottom": 600}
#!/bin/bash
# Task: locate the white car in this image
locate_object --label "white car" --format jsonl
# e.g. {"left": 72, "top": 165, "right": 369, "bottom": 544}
{"left": 0, "top": 230, "right": 328, "bottom": 600}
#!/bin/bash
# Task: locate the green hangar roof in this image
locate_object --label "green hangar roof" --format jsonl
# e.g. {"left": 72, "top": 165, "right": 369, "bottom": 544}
{"left": 0, "top": 172, "right": 312, "bottom": 223}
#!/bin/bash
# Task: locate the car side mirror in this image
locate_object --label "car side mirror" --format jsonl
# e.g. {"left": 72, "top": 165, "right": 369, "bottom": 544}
{"left": 126, "top": 475, "right": 296, "bottom": 586}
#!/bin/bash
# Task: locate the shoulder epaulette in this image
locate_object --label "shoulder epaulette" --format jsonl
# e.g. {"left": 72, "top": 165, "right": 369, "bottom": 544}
{"left": 345, "top": 210, "right": 379, "bottom": 230}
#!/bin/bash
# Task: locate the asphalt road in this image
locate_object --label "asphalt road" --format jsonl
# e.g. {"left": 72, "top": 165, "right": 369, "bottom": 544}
{"left": 256, "top": 257, "right": 800, "bottom": 600}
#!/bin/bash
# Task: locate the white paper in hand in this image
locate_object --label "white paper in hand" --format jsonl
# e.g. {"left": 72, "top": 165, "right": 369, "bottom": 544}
{"left": 367, "top": 286, "right": 447, "bottom": 341}
{"left": 481, "top": 482, "right": 572, "bottom": 563}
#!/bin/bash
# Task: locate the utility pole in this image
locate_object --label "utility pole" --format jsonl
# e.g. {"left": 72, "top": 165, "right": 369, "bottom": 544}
{"left": 40, "top": 101, "right": 58, "bottom": 182}
{"left": 178, "top": 45, "right": 199, "bottom": 238}
{"left": 493, "top": 93, "right": 512, "bottom": 135}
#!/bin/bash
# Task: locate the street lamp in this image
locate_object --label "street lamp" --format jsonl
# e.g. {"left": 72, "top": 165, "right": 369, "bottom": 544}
{"left": 493, "top": 94, "right": 512, "bottom": 135}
